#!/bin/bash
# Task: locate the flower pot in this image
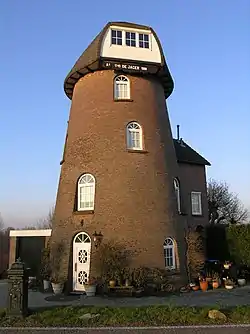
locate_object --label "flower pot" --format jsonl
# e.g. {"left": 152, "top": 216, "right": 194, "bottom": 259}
{"left": 43, "top": 280, "right": 50, "bottom": 291}
{"left": 51, "top": 282, "right": 64, "bottom": 295}
{"left": 192, "top": 285, "right": 200, "bottom": 291}
{"left": 109, "top": 280, "right": 116, "bottom": 288}
{"left": 125, "top": 279, "right": 131, "bottom": 287}
{"left": 200, "top": 280, "right": 208, "bottom": 291}
{"left": 225, "top": 284, "right": 234, "bottom": 290}
{"left": 84, "top": 284, "right": 96, "bottom": 297}
{"left": 212, "top": 280, "right": 219, "bottom": 289}
{"left": 237, "top": 278, "right": 246, "bottom": 286}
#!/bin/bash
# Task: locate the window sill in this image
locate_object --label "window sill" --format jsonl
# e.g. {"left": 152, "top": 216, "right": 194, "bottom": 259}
{"left": 73, "top": 210, "right": 94, "bottom": 215}
{"left": 127, "top": 149, "right": 148, "bottom": 154}
{"left": 114, "top": 98, "right": 133, "bottom": 102}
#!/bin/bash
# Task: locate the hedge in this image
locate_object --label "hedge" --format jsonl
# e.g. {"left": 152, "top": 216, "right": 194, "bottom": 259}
{"left": 206, "top": 224, "right": 250, "bottom": 266}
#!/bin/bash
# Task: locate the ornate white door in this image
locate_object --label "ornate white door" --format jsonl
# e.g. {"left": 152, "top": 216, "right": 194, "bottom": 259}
{"left": 72, "top": 232, "right": 91, "bottom": 291}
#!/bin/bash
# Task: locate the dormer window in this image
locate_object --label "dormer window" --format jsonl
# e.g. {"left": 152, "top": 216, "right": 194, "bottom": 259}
{"left": 139, "top": 33, "right": 149, "bottom": 48}
{"left": 125, "top": 32, "right": 136, "bottom": 47}
{"left": 111, "top": 29, "right": 122, "bottom": 45}
{"left": 110, "top": 29, "right": 151, "bottom": 49}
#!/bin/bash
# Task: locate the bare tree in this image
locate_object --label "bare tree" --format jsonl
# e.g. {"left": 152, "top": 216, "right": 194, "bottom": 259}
{"left": 207, "top": 179, "right": 248, "bottom": 224}
{"left": 36, "top": 206, "right": 55, "bottom": 229}
{"left": 0, "top": 213, "right": 4, "bottom": 232}
{"left": 22, "top": 206, "right": 55, "bottom": 230}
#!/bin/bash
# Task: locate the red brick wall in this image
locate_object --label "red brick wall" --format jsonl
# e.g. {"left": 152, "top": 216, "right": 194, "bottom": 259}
{"left": 52, "top": 70, "right": 188, "bottom": 287}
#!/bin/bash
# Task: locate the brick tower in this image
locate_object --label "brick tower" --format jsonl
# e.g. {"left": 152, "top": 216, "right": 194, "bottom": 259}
{"left": 51, "top": 22, "right": 188, "bottom": 292}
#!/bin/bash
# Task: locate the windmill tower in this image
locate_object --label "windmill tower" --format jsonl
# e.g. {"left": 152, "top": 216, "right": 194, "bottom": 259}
{"left": 51, "top": 22, "right": 187, "bottom": 292}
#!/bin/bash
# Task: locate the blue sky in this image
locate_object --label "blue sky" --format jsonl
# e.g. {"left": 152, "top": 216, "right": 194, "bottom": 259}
{"left": 0, "top": 1, "right": 249, "bottom": 228}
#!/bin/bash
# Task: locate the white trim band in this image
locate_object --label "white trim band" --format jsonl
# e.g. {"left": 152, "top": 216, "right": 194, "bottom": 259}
{"left": 9, "top": 229, "right": 52, "bottom": 237}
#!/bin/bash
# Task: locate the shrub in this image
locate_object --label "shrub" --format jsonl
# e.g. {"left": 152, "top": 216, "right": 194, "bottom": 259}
{"left": 186, "top": 230, "right": 205, "bottom": 281}
{"left": 93, "top": 240, "right": 133, "bottom": 284}
{"left": 226, "top": 225, "right": 250, "bottom": 266}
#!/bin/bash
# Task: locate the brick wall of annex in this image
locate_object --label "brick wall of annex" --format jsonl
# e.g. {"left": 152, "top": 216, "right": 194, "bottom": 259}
{"left": 51, "top": 70, "right": 188, "bottom": 287}
{"left": 178, "top": 163, "right": 209, "bottom": 229}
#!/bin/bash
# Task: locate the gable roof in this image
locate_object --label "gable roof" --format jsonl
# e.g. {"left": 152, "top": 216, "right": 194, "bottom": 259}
{"left": 64, "top": 21, "right": 174, "bottom": 100}
{"left": 173, "top": 139, "right": 211, "bottom": 166}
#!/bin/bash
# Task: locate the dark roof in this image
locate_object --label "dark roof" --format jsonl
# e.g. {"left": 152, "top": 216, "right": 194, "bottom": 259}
{"left": 64, "top": 21, "right": 174, "bottom": 99}
{"left": 173, "top": 139, "right": 211, "bottom": 166}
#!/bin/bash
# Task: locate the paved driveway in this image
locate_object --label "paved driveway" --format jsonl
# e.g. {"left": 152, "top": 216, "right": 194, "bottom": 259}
{"left": 1, "top": 280, "right": 250, "bottom": 309}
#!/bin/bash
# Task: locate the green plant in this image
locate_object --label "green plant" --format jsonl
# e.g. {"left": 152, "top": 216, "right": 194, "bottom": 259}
{"left": 50, "top": 241, "right": 66, "bottom": 284}
{"left": 40, "top": 247, "right": 51, "bottom": 280}
{"left": 212, "top": 272, "right": 220, "bottom": 281}
{"left": 93, "top": 240, "right": 134, "bottom": 284}
{"left": 186, "top": 230, "right": 205, "bottom": 281}
{"left": 84, "top": 276, "right": 97, "bottom": 285}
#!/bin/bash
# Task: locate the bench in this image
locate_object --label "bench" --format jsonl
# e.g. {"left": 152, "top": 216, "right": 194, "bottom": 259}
{"left": 107, "top": 285, "right": 134, "bottom": 297}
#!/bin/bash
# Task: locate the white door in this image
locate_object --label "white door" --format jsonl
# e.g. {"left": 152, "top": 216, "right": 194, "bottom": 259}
{"left": 72, "top": 232, "right": 91, "bottom": 291}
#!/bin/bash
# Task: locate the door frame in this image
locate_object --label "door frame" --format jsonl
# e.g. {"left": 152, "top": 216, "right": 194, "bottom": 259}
{"left": 72, "top": 231, "right": 92, "bottom": 292}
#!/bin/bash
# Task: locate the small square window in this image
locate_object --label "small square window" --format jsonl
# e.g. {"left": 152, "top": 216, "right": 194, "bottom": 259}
{"left": 111, "top": 30, "right": 122, "bottom": 45}
{"left": 139, "top": 33, "right": 150, "bottom": 49}
{"left": 125, "top": 31, "right": 136, "bottom": 47}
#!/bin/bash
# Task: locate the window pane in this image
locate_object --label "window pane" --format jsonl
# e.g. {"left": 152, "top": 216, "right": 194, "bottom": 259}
{"left": 144, "top": 34, "right": 149, "bottom": 41}
{"left": 139, "top": 41, "right": 143, "bottom": 48}
{"left": 144, "top": 42, "right": 149, "bottom": 49}
{"left": 111, "top": 30, "right": 122, "bottom": 45}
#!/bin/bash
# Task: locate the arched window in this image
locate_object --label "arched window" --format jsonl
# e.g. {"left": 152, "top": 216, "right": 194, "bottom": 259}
{"left": 126, "top": 122, "right": 143, "bottom": 150}
{"left": 114, "top": 75, "right": 130, "bottom": 100}
{"left": 163, "top": 238, "right": 176, "bottom": 270}
{"left": 78, "top": 174, "right": 95, "bottom": 211}
{"left": 173, "top": 178, "right": 181, "bottom": 213}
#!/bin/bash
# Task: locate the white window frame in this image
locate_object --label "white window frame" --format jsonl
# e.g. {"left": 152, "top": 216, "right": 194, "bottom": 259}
{"left": 173, "top": 178, "right": 181, "bottom": 213}
{"left": 191, "top": 191, "right": 202, "bottom": 215}
{"left": 125, "top": 31, "right": 136, "bottom": 47}
{"left": 77, "top": 174, "right": 96, "bottom": 211}
{"left": 111, "top": 29, "right": 123, "bottom": 45}
{"left": 163, "top": 238, "right": 176, "bottom": 270}
{"left": 109, "top": 28, "right": 151, "bottom": 49}
{"left": 126, "top": 122, "right": 143, "bottom": 150}
{"left": 138, "top": 33, "right": 150, "bottom": 48}
{"left": 114, "top": 75, "right": 130, "bottom": 100}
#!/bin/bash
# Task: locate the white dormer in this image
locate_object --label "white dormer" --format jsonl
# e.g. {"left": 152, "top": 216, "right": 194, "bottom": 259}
{"left": 100, "top": 25, "right": 162, "bottom": 64}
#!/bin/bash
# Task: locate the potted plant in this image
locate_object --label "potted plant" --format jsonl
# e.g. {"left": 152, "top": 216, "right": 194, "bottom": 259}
{"left": 50, "top": 241, "right": 65, "bottom": 295}
{"left": 224, "top": 277, "right": 234, "bottom": 290}
{"left": 40, "top": 247, "right": 51, "bottom": 291}
{"left": 212, "top": 272, "right": 220, "bottom": 289}
{"left": 199, "top": 275, "right": 208, "bottom": 292}
{"left": 237, "top": 269, "right": 246, "bottom": 287}
{"left": 84, "top": 277, "right": 97, "bottom": 297}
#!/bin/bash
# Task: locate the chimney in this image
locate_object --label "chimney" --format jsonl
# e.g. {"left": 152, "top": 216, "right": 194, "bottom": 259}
{"left": 177, "top": 125, "right": 180, "bottom": 140}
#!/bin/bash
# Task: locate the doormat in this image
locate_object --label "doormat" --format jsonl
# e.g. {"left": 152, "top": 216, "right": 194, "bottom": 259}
{"left": 44, "top": 294, "right": 80, "bottom": 302}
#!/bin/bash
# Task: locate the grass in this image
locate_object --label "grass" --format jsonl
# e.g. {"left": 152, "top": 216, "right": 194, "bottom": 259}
{"left": 0, "top": 305, "right": 250, "bottom": 327}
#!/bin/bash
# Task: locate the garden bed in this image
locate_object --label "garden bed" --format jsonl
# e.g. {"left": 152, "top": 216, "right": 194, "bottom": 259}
{"left": 1, "top": 305, "right": 250, "bottom": 327}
